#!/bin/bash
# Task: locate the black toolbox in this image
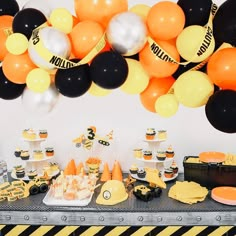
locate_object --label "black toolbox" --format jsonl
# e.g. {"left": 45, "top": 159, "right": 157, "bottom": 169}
{"left": 183, "top": 156, "right": 236, "bottom": 189}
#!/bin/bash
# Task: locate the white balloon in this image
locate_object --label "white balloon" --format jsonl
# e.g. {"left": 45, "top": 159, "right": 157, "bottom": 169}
{"left": 28, "top": 26, "right": 71, "bottom": 70}
{"left": 23, "top": 0, "right": 52, "bottom": 18}
{"left": 106, "top": 12, "right": 147, "bottom": 56}
{"left": 21, "top": 84, "right": 60, "bottom": 115}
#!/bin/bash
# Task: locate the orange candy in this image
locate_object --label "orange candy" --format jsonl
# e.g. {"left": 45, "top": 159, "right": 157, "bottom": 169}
{"left": 70, "top": 20, "right": 104, "bottom": 59}
{"left": 74, "top": 0, "right": 128, "bottom": 29}
{"left": 147, "top": 1, "right": 185, "bottom": 40}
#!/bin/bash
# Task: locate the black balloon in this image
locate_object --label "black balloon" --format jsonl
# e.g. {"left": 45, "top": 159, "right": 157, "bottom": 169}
{"left": 55, "top": 59, "right": 92, "bottom": 98}
{"left": 205, "top": 90, "right": 236, "bottom": 133}
{"left": 90, "top": 51, "right": 128, "bottom": 89}
{"left": 0, "top": 67, "right": 25, "bottom": 100}
{"left": 0, "top": 0, "right": 19, "bottom": 16}
{"left": 12, "top": 8, "right": 47, "bottom": 39}
{"left": 177, "top": 0, "right": 212, "bottom": 27}
{"left": 213, "top": 0, "right": 236, "bottom": 48}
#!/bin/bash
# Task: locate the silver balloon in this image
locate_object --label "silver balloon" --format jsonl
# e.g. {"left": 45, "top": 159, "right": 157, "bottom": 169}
{"left": 28, "top": 27, "right": 71, "bottom": 70}
{"left": 21, "top": 84, "right": 60, "bottom": 115}
{"left": 106, "top": 12, "right": 147, "bottom": 56}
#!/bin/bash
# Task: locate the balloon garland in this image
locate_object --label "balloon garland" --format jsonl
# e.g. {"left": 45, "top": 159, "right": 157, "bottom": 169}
{"left": 0, "top": 0, "right": 236, "bottom": 134}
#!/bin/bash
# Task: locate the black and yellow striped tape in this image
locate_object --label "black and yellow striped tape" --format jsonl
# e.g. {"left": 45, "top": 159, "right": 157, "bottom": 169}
{"left": 0, "top": 225, "right": 235, "bottom": 236}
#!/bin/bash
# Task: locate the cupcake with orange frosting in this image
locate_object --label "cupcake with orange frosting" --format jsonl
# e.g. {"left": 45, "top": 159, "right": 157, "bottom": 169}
{"left": 166, "top": 145, "right": 174, "bottom": 158}
{"left": 170, "top": 160, "right": 178, "bottom": 174}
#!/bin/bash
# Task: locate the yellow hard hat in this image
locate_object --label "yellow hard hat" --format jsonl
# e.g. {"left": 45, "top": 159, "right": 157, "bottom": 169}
{"left": 96, "top": 180, "right": 128, "bottom": 205}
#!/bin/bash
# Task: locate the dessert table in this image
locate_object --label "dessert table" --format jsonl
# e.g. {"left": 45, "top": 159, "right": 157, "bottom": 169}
{"left": 0, "top": 173, "right": 235, "bottom": 227}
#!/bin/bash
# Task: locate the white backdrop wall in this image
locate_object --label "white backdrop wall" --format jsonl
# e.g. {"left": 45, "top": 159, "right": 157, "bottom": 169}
{"left": 2, "top": 0, "right": 233, "bottom": 173}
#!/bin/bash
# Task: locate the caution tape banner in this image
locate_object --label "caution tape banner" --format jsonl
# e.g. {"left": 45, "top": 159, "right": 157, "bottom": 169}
{"left": 30, "top": 28, "right": 107, "bottom": 69}
{"left": 148, "top": 3, "right": 218, "bottom": 66}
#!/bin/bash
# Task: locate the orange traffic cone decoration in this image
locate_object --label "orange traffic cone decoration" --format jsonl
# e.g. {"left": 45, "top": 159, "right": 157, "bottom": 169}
{"left": 100, "top": 162, "right": 111, "bottom": 182}
{"left": 112, "top": 160, "right": 123, "bottom": 181}
{"left": 76, "top": 162, "right": 86, "bottom": 176}
{"left": 64, "top": 159, "right": 76, "bottom": 175}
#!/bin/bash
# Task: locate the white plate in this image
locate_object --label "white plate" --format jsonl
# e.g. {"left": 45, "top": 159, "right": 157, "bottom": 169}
{"left": 43, "top": 187, "right": 93, "bottom": 207}
{"left": 131, "top": 172, "right": 178, "bottom": 182}
{"left": 23, "top": 138, "right": 46, "bottom": 142}
{"left": 135, "top": 157, "right": 173, "bottom": 163}
{"left": 143, "top": 139, "right": 166, "bottom": 143}
{"left": 11, "top": 169, "right": 60, "bottom": 181}
{"left": 26, "top": 155, "right": 54, "bottom": 162}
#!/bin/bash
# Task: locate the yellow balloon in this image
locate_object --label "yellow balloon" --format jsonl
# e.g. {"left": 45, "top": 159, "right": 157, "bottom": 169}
{"left": 174, "top": 71, "right": 214, "bottom": 108}
{"left": 129, "top": 4, "right": 150, "bottom": 23}
{"left": 155, "top": 94, "right": 179, "bottom": 117}
{"left": 26, "top": 68, "right": 51, "bottom": 93}
{"left": 176, "top": 25, "right": 215, "bottom": 63}
{"left": 49, "top": 8, "right": 73, "bottom": 34}
{"left": 6, "top": 33, "right": 28, "bottom": 55}
{"left": 120, "top": 58, "right": 149, "bottom": 94}
{"left": 88, "top": 82, "right": 112, "bottom": 96}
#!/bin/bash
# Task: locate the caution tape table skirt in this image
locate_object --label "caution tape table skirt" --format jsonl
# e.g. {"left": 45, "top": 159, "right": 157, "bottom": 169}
{"left": 0, "top": 174, "right": 235, "bottom": 235}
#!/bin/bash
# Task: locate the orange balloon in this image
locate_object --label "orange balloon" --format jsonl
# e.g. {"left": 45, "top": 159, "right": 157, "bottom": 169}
{"left": 72, "top": 15, "right": 80, "bottom": 27}
{"left": 147, "top": 1, "right": 185, "bottom": 40}
{"left": 0, "top": 15, "right": 14, "bottom": 61}
{"left": 74, "top": 0, "right": 128, "bottom": 28}
{"left": 207, "top": 48, "right": 236, "bottom": 90}
{"left": 140, "top": 76, "right": 175, "bottom": 113}
{"left": 70, "top": 20, "right": 104, "bottom": 59}
{"left": 2, "top": 52, "right": 37, "bottom": 84}
{"left": 139, "top": 40, "right": 180, "bottom": 78}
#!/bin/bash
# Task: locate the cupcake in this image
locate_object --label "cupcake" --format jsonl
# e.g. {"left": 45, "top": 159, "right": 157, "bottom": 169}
{"left": 137, "top": 168, "right": 146, "bottom": 178}
{"left": 26, "top": 129, "right": 37, "bottom": 140}
{"left": 45, "top": 147, "right": 54, "bottom": 157}
{"left": 143, "top": 150, "right": 152, "bottom": 160}
{"left": 164, "top": 168, "right": 174, "bottom": 178}
{"left": 133, "top": 148, "right": 143, "bottom": 158}
{"left": 22, "top": 129, "right": 29, "bottom": 139}
{"left": 146, "top": 128, "right": 156, "bottom": 140}
{"left": 156, "top": 149, "right": 166, "bottom": 161}
{"left": 20, "top": 150, "right": 30, "bottom": 160}
{"left": 39, "top": 130, "right": 48, "bottom": 139}
{"left": 14, "top": 166, "right": 25, "bottom": 178}
{"left": 50, "top": 162, "right": 59, "bottom": 171}
{"left": 27, "top": 169, "right": 38, "bottom": 179}
{"left": 129, "top": 164, "right": 138, "bottom": 174}
{"left": 166, "top": 145, "right": 175, "bottom": 158}
{"left": 157, "top": 130, "right": 167, "bottom": 140}
{"left": 170, "top": 160, "right": 178, "bottom": 174}
{"left": 14, "top": 148, "right": 21, "bottom": 157}
{"left": 43, "top": 166, "right": 53, "bottom": 176}
{"left": 33, "top": 150, "right": 44, "bottom": 160}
